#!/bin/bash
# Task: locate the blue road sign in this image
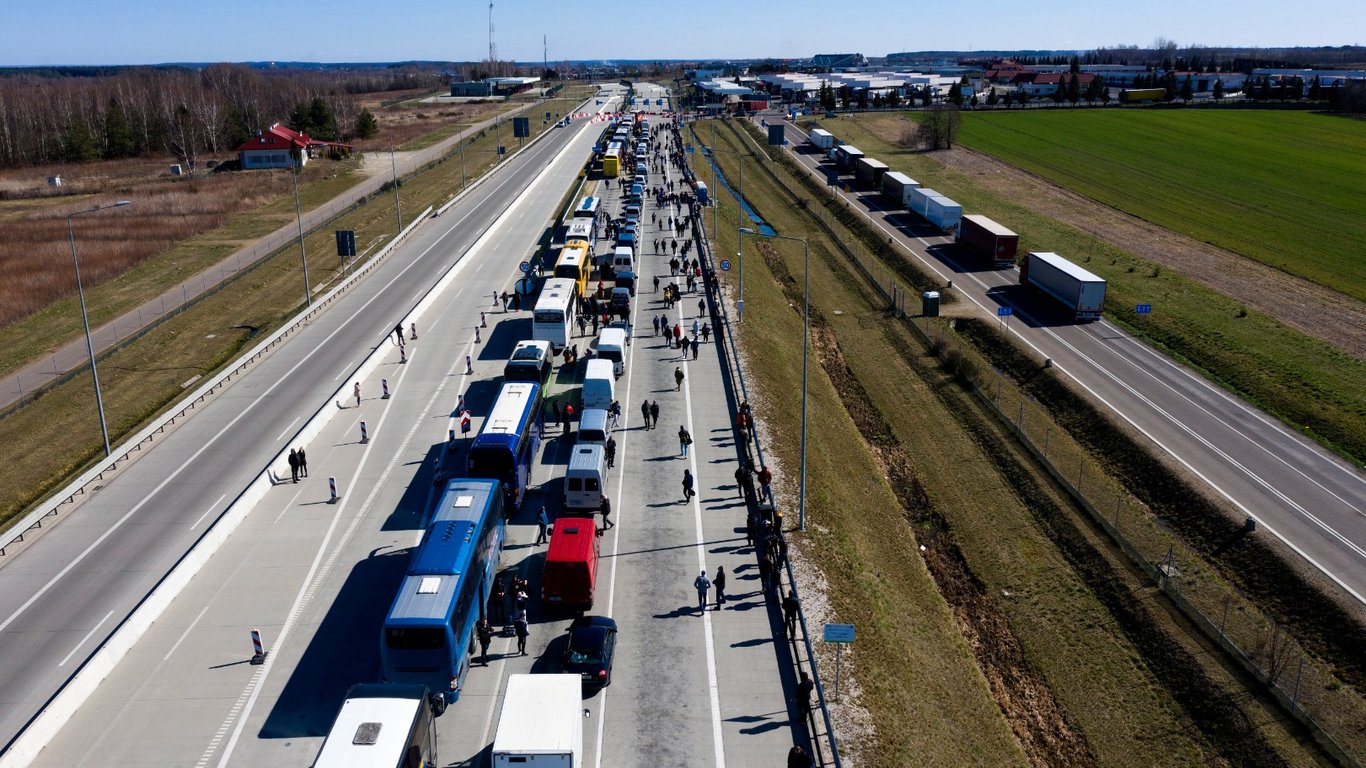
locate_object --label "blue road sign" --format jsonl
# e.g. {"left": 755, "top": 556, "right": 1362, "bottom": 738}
{"left": 519, "top": 261, "right": 531, "bottom": 274}
{"left": 823, "top": 623, "right": 856, "bottom": 643}
{"left": 719, "top": 259, "right": 731, "bottom": 271}
{"left": 997, "top": 307, "right": 1013, "bottom": 317}
{"left": 685, "top": 146, "right": 694, "bottom": 153}
{"left": 1136, "top": 303, "right": 1153, "bottom": 315}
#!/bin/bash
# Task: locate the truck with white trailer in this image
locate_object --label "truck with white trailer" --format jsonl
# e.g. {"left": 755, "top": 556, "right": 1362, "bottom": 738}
{"left": 1020, "top": 251, "right": 1107, "bottom": 322}
{"left": 880, "top": 171, "right": 919, "bottom": 207}
{"left": 958, "top": 214, "right": 1019, "bottom": 268}
{"left": 492, "top": 674, "right": 584, "bottom": 768}
{"left": 808, "top": 128, "right": 835, "bottom": 150}
{"left": 910, "top": 187, "right": 962, "bottom": 233}
{"left": 853, "top": 156, "right": 890, "bottom": 188}
{"left": 831, "top": 144, "right": 864, "bottom": 170}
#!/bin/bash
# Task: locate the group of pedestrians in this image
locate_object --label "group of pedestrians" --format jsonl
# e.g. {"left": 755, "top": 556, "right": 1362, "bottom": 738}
{"left": 286, "top": 447, "right": 308, "bottom": 482}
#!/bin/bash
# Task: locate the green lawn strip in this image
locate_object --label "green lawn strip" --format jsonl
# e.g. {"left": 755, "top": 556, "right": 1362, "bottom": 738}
{"left": 814, "top": 113, "right": 1364, "bottom": 464}
{"left": 0, "top": 103, "right": 582, "bottom": 530}
{"left": 708, "top": 119, "right": 1340, "bottom": 765}
{"left": 953, "top": 110, "right": 1366, "bottom": 301}
{"left": 718, "top": 212, "right": 1024, "bottom": 765}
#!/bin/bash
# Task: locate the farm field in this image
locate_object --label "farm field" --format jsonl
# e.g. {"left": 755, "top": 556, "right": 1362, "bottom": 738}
{"left": 955, "top": 109, "right": 1366, "bottom": 302}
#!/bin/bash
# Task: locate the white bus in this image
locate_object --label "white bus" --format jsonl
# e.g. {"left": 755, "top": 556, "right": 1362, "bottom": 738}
{"left": 572, "top": 195, "right": 600, "bottom": 220}
{"left": 533, "top": 278, "right": 577, "bottom": 351}
{"left": 314, "top": 683, "right": 436, "bottom": 768}
{"left": 565, "top": 218, "right": 597, "bottom": 254}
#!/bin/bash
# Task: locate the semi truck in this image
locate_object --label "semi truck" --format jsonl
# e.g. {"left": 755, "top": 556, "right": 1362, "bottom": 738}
{"left": 853, "top": 157, "right": 890, "bottom": 188}
{"left": 492, "top": 674, "right": 584, "bottom": 768}
{"left": 694, "top": 180, "right": 709, "bottom": 205}
{"left": 808, "top": 128, "right": 835, "bottom": 150}
{"left": 880, "top": 171, "right": 919, "bottom": 207}
{"left": 831, "top": 144, "right": 864, "bottom": 169}
{"left": 1020, "top": 251, "right": 1107, "bottom": 321}
{"left": 958, "top": 214, "right": 1019, "bottom": 268}
{"left": 909, "top": 187, "right": 962, "bottom": 233}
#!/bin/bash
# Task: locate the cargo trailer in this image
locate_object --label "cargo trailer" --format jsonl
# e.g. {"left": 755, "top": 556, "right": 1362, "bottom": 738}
{"left": 923, "top": 194, "right": 962, "bottom": 233}
{"left": 694, "top": 181, "right": 709, "bottom": 205}
{"left": 958, "top": 214, "right": 1019, "bottom": 267}
{"left": 853, "top": 157, "right": 890, "bottom": 188}
{"left": 808, "top": 128, "right": 835, "bottom": 150}
{"left": 908, "top": 186, "right": 939, "bottom": 217}
{"left": 1020, "top": 252, "right": 1106, "bottom": 322}
{"left": 880, "top": 171, "right": 920, "bottom": 207}
{"left": 832, "top": 144, "right": 864, "bottom": 170}
{"left": 492, "top": 674, "right": 583, "bottom": 768}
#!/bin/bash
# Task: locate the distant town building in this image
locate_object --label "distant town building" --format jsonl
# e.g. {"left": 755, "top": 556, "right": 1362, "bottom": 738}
{"left": 809, "top": 53, "right": 865, "bottom": 69}
{"left": 450, "top": 76, "right": 542, "bottom": 98}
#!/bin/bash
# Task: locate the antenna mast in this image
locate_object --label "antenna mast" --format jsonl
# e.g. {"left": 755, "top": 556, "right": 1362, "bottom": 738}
{"left": 488, "top": 1, "right": 497, "bottom": 67}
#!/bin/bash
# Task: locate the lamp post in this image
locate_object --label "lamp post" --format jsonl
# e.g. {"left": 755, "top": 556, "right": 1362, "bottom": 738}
{"left": 290, "top": 161, "right": 311, "bottom": 307}
{"left": 67, "top": 199, "right": 130, "bottom": 457}
{"left": 706, "top": 130, "right": 749, "bottom": 320}
{"left": 739, "top": 227, "right": 809, "bottom": 531}
{"left": 390, "top": 145, "right": 402, "bottom": 232}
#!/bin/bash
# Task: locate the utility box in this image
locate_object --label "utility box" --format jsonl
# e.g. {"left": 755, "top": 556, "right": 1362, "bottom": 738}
{"left": 922, "top": 291, "right": 940, "bottom": 318}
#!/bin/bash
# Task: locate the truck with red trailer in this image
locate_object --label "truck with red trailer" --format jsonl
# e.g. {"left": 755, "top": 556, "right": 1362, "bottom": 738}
{"left": 957, "top": 214, "right": 1019, "bottom": 268}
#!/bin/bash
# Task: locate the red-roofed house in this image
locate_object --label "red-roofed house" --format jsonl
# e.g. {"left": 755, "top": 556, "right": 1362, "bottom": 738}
{"left": 235, "top": 123, "right": 352, "bottom": 170}
{"left": 1013, "top": 72, "right": 1097, "bottom": 97}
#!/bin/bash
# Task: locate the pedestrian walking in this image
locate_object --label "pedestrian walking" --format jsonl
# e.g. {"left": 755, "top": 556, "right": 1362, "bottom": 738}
{"left": 287, "top": 448, "right": 300, "bottom": 483}
{"left": 476, "top": 618, "right": 493, "bottom": 665}
{"left": 490, "top": 578, "right": 507, "bottom": 623}
{"left": 783, "top": 590, "right": 800, "bottom": 639}
{"left": 354, "top": 381, "right": 361, "bottom": 407}
{"left": 650, "top": 401, "right": 660, "bottom": 430}
{"left": 297, "top": 447, "right": 308, "bottom": 477}
{"left": 658, "top": 314, "right": 669, "bottom": 338}
{"left": 701, "top": 323, "right": 711, "bottom": 343}
{"left": 609, "top": 400, "right": 621, "bottom": 429}
{"left": 674, "top": 366, "right": 685, "bottom": 390}
{"left": 605, "top": 435, "right": 617, "bottom": 468}
{"left": 514, "top": 613, "right": 529, "bottom": 655}
{"left": 698, "top": 298, "right": 706, "bottom": 317}
{"left": 796, "top": 672, "right": 814, "bottom": 717}
{"left": 787, "top": 745, "right": 814, "bottom": 768}
{"left": 691, "top": 338, "right": 699, "bottom": 360}
{"left": 536, "top": 505, "right": 549, "bottom": 545}
{"left": 577, "top": 313, "right": 588, "bottom": 337}
{"left": 735, "top": 464, "right": 749, "bottom": 499}
{"left": 554, "top": 400, "right": 564, "bottom": 432}
{"left": 681, "top": 468, "right": 695, "bottom": 501}
{"left": 599, "top": 496, "right": 614, "bottom": 530}
{"left": 653, "top": 275, "right": 660, "bottom": 293}
{"left": 758, "top": 555, "right": 773, "bottom": 593}
{"left": 672, "top": 324, "right": 681, "bottom": 347}
{"left": 394, "top": 323, "right": 405, "bottom": 344}
{"left": 652, "top": 315, "right": 660, "bottom": 336}
{"left": 746, "top": 512, "right": 757, "bottom": 548}
{"left": 691, "top": 319, "right": 700, "bottom": 338}
{"left": 641, "top": 400, "right": 652, "bottom": 430}
{"left": 758, "top": 465, "right": 773, "bottom": 503}
{"left": 714, "top": 566, "right": 727, "bottom": 607}
{"left": 693, "top": 569, "right": 710, "bottom": 613}
{"left": 679, "top": 425, "right": 692, "bottom": 457}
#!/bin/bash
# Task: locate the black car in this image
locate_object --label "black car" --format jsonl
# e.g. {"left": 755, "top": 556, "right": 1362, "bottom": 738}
{"left": 561, "top": 615, "right": 617, "bottom": 689}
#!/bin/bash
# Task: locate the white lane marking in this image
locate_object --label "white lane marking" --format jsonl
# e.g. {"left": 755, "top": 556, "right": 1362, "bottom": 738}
{"left": 163, "top": 605, "right": 211, "bottom": 662}
{"left": 0, "top": 121, "right": 577, "bottom": 640}
{"left": 678, "top": 294, "right": 727, "bottom": 768}
{"left": 775, "top": 130, "right": 1366, "bottom": 602}
{"left": 273, "top": 416, "right": 302, "bottom": 443}
{"left": 212, "top": 115, "right": 593, "bottom": 768}
{"left": 57, "top": 611, "right": 114, "bottom": 667}
{"left": 189, "top": 494, "right": 229, "bottom": 531}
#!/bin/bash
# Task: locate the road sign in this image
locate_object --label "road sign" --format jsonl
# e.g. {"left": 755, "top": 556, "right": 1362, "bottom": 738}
{"left": 823, "top": 623, "right": 855, "bottom": 643}
{"left": 335, "top": 230, "right": 356, "bottom": 258}
{"left": 685, "top": 145, "right": 694, "bottom": 153}
{"left": 997, "top": 307, "right": 1013, "bottom": 317}
{"left": 719, "top": 259, "right": 731, "bottom": 272}
{"left": 1136, "top": 303, "right": 1153, "bottom": 314}
{"left": 519, "top": 261, "right": 531, "bottom": 274}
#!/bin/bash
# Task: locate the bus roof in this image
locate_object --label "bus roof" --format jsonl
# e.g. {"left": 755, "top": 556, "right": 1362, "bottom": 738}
{"left": 408, "top": 520, "right": 477, "bottom": 576}
{"left": 431, "top": 479, "right": 500, "bottom": 526}
{"left": 387, "top": 570, "right": 462, "bottom": 622}
{"left": 314, "top": 684, "right": 428, "bottom": 768}
{"left": 535, "top": 279, "right": 576, "bottom": 313}
{"left": 566, "top": 219, "right": 594, "bottom": 240}
{"left": 574, "top": 196, "right": 599, "bottom": 215}
{"left": 474, "top": 382, "right": 539, "bottom": 441}
{"left": 556, "top": 243, "right": 589, "bottom": 267}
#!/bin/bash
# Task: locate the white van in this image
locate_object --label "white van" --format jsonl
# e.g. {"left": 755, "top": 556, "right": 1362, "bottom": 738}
{"left": 577, "top": 408, "right": 609, "bottom": 446}
{"left": 596, "top": 328, "right": 626, "bottom": 378}
{"left": 612, "top": 246, "right": 635, "bottom": 276}
{"left": 582, "top": 359, "right": 615, "bottom": 411}
{"left": 564, "top": 444, "right": 608, "bottom": 510}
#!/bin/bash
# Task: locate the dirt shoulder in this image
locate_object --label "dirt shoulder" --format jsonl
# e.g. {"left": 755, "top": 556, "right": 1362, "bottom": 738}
{"left": 940, "top": 147, "right": 1366, "bottom": 360}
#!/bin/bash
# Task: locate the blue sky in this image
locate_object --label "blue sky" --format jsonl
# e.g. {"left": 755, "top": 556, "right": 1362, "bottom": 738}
{"left": 2, "top": 0, "right": 1360, "bottom": 66}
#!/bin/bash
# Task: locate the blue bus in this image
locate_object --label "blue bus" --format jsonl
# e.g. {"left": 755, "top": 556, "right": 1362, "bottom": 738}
{"left": 466, "top": 382, "right": 543, "bottom": 512}
{"left": 380, "top": 479, "right": 506, "bottom": 714}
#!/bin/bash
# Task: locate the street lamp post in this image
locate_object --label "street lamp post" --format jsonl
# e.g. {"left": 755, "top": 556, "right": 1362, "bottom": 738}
{"left": 290, "top": 162, "right": 311, "bottom": 307}
{"left": 390, "top": 145, "right": 402, "bottom": 232}
{"left": 739, "top": 227, "right": 809, "bottom": 531}
{"left": 706, "top": 133, "right": 749, "bottom": 321}
{"left": 67, "top": 199, "right": 130, "bottom": 457}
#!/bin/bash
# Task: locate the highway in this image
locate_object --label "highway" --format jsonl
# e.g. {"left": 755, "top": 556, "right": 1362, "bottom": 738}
{"left": 773, "top": 117, "right": 1366, "bottom": 603}
{"left": 12, "top": 84, "right": 804, "bottom": 767}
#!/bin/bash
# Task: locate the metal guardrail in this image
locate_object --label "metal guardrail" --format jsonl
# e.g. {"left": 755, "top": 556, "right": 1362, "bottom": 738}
{"left": 684, "top": 124, "right": 844, "bottom": 767}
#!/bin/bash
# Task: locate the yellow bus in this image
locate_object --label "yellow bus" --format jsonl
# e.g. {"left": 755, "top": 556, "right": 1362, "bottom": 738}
{"left": 553, "top": 243, "right": 592, "bottom": 299}
{"left": 602, "top": 143, "right": 621, "bottom": 178}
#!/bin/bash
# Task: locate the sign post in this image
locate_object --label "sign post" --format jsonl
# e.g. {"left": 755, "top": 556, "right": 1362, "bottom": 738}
{"left": 335, "top": 230, "right": 356, "bottom": 273}
{"left": 1135, "top": 303, "right": 1152, "bottom": 334}
{"left": 823, "top": 623, "right": 855, "bottom": 702}
{"left": 997, "top": 305, "right": 1013, "bottom": 330}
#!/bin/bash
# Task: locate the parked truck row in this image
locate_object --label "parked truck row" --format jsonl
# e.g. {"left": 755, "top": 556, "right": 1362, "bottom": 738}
{"left": 808, "top": 124, "right": 1107, "bottom": 322}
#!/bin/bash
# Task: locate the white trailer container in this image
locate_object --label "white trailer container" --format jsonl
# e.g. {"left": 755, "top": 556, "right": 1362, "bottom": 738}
{"left": 923, "top": 194, "right": 962, "bottom": 233}
{"left": 808, "top": 128, "right": 835, "bottom": 150}
{"left": 492, "top": 674, "right": 583, "bottom": 768}
{"left": 908, "top": 186, "right": 939, "bottom": 217}
{"left": 1020, "top": 251, "right": 1107, "bottom": 322}
{"left": 833, "top": 144, "right": 864, "bottom": 169}
{"left": 880, "top": 171, "right": 920, "bottom": 207}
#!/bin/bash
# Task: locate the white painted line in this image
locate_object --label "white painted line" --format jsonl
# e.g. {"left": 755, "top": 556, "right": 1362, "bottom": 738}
{"left": 163, "top": 605, "right": 211, "bottom": 662}
{"left": 189, "top": 494, "right": 228, "bottom": 531}
{"left": 58, "top": 611, "right": 114, "bottom": 667}
{"left": 273, "top": 417, "right": 302, "bottom": 443}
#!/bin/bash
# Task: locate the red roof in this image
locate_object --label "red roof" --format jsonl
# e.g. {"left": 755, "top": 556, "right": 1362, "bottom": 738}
{"left": 1014, "top": 72, "right": 1096, "bottom": 86}
{"left": 234, "top": 122, "right": 353, "bottom": 152}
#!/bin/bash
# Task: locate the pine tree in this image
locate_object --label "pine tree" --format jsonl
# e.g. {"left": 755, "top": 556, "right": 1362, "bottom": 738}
{"left": 102, "top": 97, "right": 134, "bottom": 159}
{"left": 1212, "top": 79, "right": 1224, "bottom": 101}
{"left": 1180, "top": 75, "right": 1194, "bottom": 102}
{"left": 1308, "top": 75, "right": 1322, "bottom": 101}
{"left": 64, "top": 120, "right": 99, "bottom": 162}
{"left": 1052, "top": 79, "right": 1067, "bottom": 104}
{"left": 354, "top": 109, "right": 379, "bottom": 139}
{"left": 1067, "top": 74, "right": 1081, "bottom": 104}
{"left": 949, "top": 81, "right": 963, "bottom": 106}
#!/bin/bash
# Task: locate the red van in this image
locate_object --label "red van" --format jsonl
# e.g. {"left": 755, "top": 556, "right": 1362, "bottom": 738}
{"left": 542, "top": 517, "right": 600, "bottom": 610}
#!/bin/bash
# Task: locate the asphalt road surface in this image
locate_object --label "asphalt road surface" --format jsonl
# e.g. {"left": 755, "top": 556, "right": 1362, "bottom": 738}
{"left": 775, "top": 116, "right": 1366, "bottom": 603}
{"left": 19, "top": 84, "right": 805, "bottom": 768}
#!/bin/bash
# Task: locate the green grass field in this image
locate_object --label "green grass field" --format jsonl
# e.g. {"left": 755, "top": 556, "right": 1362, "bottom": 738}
{"left": 955, "top": 110, "right": 1366, "bottom": 301}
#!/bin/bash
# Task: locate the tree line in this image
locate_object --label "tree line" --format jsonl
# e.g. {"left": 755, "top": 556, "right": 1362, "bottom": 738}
{"left": 0, "top": 63, "right": 444, "bottom": 170}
